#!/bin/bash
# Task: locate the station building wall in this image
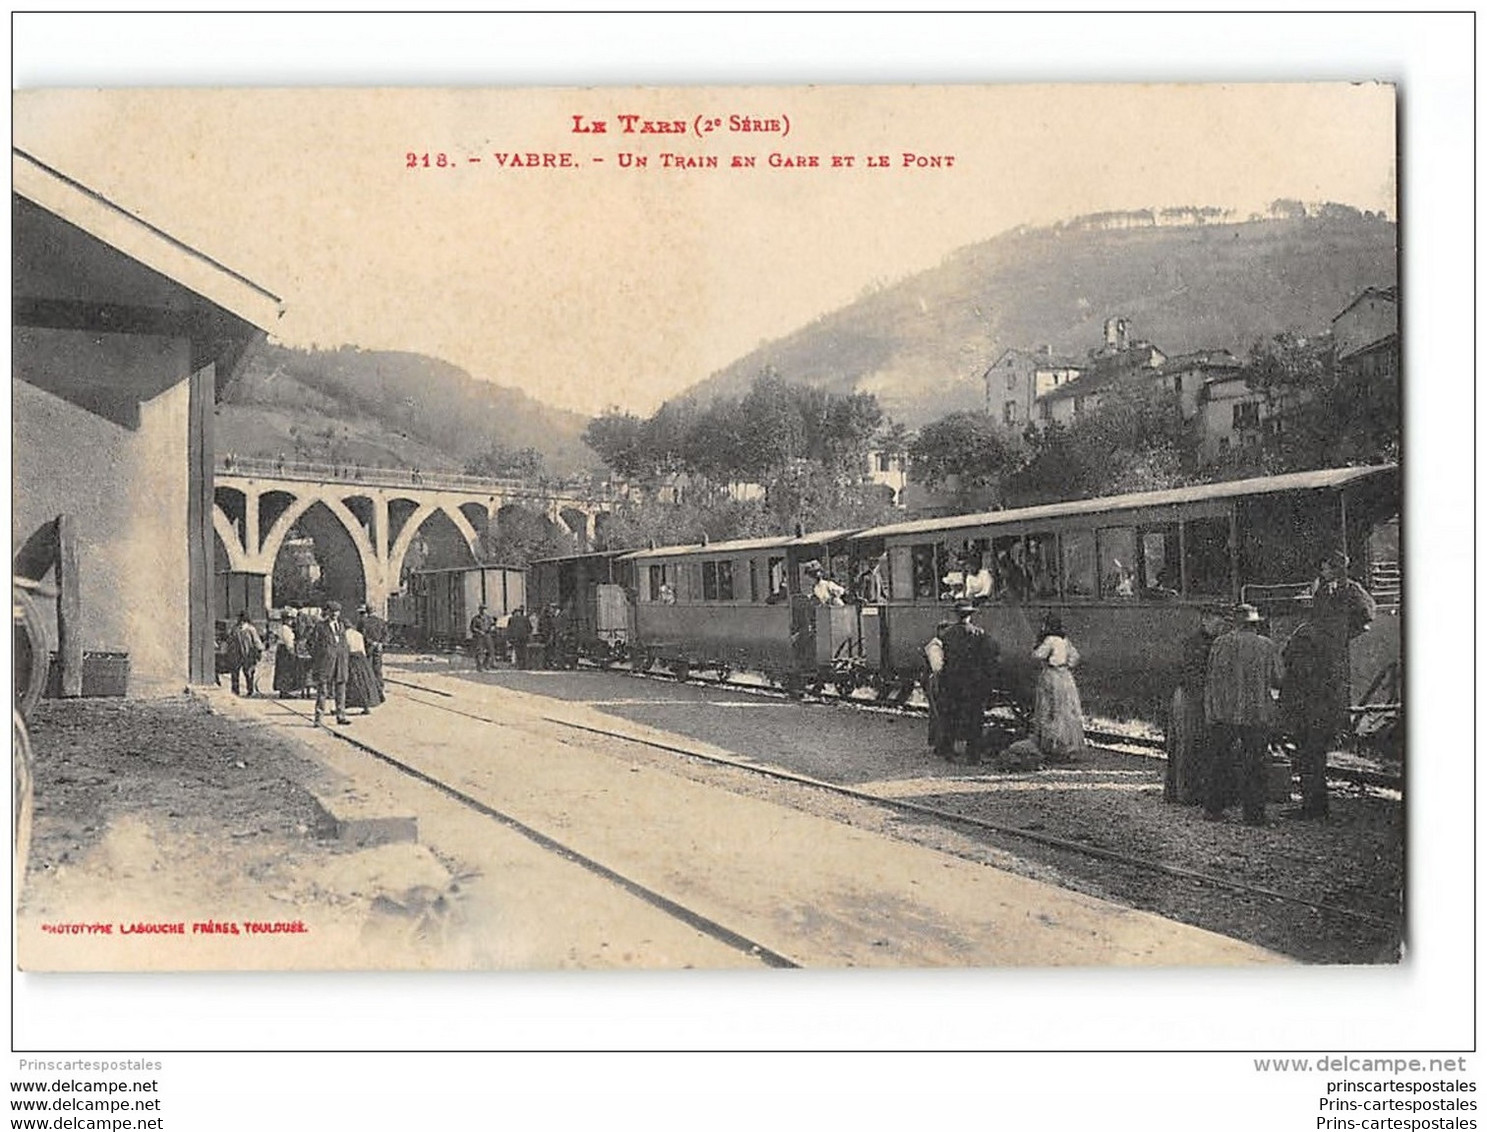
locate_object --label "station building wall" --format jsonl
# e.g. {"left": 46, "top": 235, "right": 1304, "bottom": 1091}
{"left": 13, "top": 326, "right": 195, "bottom": 693}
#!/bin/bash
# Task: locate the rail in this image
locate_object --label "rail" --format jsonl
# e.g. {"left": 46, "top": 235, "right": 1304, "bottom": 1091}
{"left": 214, "top": 455, "right": 612, "bottom": 500}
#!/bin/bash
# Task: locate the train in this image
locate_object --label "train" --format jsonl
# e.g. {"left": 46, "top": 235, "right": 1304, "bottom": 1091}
{"left": 395, "top": 464, "right": 1402, "bottom": 723}
{"left": 388, "top": 563, "right": 526, "bottom": 649}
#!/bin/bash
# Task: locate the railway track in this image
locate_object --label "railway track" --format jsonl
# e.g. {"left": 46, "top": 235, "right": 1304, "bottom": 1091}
{"left": 434, "top": 656, "right": 1401, "bottom": 793}
{"left": 272, "top": 696, "right": 798, "bottom": 968}
{"left": 382, "top": 673, "right": 1396, "bottom": 937}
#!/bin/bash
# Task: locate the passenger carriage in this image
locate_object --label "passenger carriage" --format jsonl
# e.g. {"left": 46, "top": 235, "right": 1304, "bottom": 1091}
{"left": 622, "top": 529, "right": 857, "bottom": 688}
{"left": 845, "top": 465, "right": 1400, "bottom": 720}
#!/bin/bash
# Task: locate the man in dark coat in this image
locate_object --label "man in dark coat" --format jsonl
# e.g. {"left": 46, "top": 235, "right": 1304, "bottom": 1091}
{"left": 225, "top": 611, "right": 265, "bottom": 698}
{"left": 1205, "top": 603, "right": 1284, "bottom": 826}
{"left": 937, "top": 601, "right": 999, "bottom": 765}
{"left": 469, "top": 605, "right": 493, "bottom": 671}
{"left": 1306, "top": 548, "right": 1377, "bottom": 743}
{"left": 506, "top": 607, "right": 532, "bottom": 669}
{"left": 1281, "top": 620, "right": 1334, "bottom": 818}
{"left": 1165, "top": 604, "right": 1227, "bottom": 805}
{"left": 310, "top": 600, "right": 352, "bottom": 726}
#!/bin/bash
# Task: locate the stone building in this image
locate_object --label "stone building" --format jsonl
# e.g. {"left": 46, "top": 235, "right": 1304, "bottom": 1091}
{"left": 13, "top": 148, "right": 282, "bottom": 693}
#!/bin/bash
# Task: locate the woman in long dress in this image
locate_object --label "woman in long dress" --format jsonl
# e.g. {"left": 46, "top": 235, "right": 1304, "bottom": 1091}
{"left": 344, "top": 624, "right": 385, "bottom": 714}
{"left": 1031, "top": 614, "right": 1085, "bottom": 761}
{"left": 271, "top": 613, "right": 303, "bottom": 698}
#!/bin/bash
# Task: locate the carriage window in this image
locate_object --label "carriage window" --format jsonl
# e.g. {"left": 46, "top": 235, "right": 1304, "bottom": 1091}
{"left": 1025, "top": 532, "right": 1060, "bottom": 599}
{"left": 749, "top": 559, "right": 759, "bottom": 603}
{"left": 1061, "top": 530, "right": 1096, "bottom": 597}
{"left": 1139, "top": 524, "right": 1181, "bottom": 598}
{"left": 910, "top": 544, "right": 937, "bottom": 600}
{"left": 701, "top": 561, "right": 719, "bottom": 601}
{"left": 717, "top": 560, "right": 734, "bottom": 601}
{"left": 648, "top": 565, "right": 663, "bottom": 602}
{"left": 1184, "top": 516, "right": 1233, "bottom": 597}
{"left": 1098, "top": 527, "right": 1138, "bottom": 600}
{"left": 767, "top": 556, "right": 787, "bottom": 602}
{"left": 943, "top": 537, "right": 991, "bottom": 601}
{"left": 992, "top": 535, "right": 1028, "bottom": 600}
{"left": 888, "top": 546, "right": 913, "bottom": 602}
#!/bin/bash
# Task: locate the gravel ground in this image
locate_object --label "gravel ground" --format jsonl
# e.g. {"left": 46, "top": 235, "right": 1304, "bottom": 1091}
{"left": 403, "top": 657, "right": 1404, "bottom": 965}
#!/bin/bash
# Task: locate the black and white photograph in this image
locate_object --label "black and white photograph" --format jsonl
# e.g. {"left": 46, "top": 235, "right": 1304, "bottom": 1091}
{"left": 6, "top": 13, "right": 1475, "bottom": 1105}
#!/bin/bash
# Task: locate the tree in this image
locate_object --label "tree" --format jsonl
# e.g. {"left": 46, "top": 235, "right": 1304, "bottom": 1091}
{"left": 1008, "top": 381, "right": 1196, "bottom": 505}
{"left": 582, "top": 410, "right": 650, "bottom": 480}
{"left": 907, "top": 411, "right": 1021, "bottom": 499}
{"left": 464, "top": 442, "right": 545, "bottom": 481}
{"left": 478, "top": 506, "right": 576, "bottom": 566}
{"left": 1242, "top": 330, "right": 1398, "bottom": 471}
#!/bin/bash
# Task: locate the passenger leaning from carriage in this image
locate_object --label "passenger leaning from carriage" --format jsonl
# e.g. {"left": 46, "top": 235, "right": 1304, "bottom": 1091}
{"left": 936, "top": 601, "right": 999, "bottom": 765}
{"left": 1166, "top": 603, "right": 1229, "bottom": 805}
{"left": 1204, "top": 603, "right": 1284, "bottom": 826}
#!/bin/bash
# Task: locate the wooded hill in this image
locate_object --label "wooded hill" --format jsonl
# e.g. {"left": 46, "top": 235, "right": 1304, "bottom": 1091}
{"left": 215, "top": 342, "right": 595, "bottom": 476}
{"left": 685, "top": 213, "right": 1397, "bottom": 426}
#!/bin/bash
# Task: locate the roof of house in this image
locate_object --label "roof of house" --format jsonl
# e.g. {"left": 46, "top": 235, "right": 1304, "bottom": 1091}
{"left": 1159, "top": 350, "right": 1245, "bottom": 372}
{"left": 1036, "top": 343, "right": 1167, "bottom": 403}
{"left": 986, "top": 347, "right": 1086, "bottom": 374}
{"left": 1331, "top": 285, "right": 1398, "bottom": 325}
{"left": 13, "top": 147, "right": 284, "bottom": 330}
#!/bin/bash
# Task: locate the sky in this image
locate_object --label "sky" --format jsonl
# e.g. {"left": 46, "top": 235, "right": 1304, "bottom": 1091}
{"left": 13, "top": 76, "right": 1395, "bottom": 419}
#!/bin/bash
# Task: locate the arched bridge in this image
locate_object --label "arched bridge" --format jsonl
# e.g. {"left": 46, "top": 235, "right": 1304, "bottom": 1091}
{"left": 213, "top": 456, "right": 613, "bottom": 614}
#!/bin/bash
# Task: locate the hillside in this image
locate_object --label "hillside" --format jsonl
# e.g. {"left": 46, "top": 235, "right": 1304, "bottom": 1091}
{"left": 688, "top": 214, "right": 1398, "bottom": 425}
{"left": 216, "top": 343, "right": 596, "bottom": 476}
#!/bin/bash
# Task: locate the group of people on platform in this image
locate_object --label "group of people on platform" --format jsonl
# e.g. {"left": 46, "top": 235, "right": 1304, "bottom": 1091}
{"left": 918, "top": 547, "right": 1376, "bottom": 826}
{"left": 922, "top": 603, "right": 1085, "bottom": 767}
{"left": 1166, "top": 549, "right": 1375, "bottom": 825}
{"left": 243, "top": 601, "right": 389, "bottom": 726}
{"left": 467, "top": 602, "right": 574, "bottom": 672}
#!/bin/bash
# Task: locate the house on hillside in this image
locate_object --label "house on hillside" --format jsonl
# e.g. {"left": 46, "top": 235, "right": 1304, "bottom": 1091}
{"left": 13, "top": 148, "right": 282, "bottom": 694}
{"left": 1332, "top": 286, "right": 1398, "bottom": 386}
{"left": 1157, "top": 350, "right": 1246, "bottom": 421}
{"left": 1032, "top": 317, "right": 1167, "bottom": 427}
{"left": 983, "top": 345, "right": 1084, "bottom": 429}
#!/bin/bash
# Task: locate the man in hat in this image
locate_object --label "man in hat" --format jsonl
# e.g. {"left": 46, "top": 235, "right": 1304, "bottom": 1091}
{"left": 309, "top": 600, "right": 352, "bottom": 726}
{"left": 937, "top": 601, "right": 1000, "bottom": 764}
{"left": 1204, "top": 603, "right": 1284, "bottom": 825}
{"left": 469, "top": 604, "right": 493, "bottom": 671}
{"left": 225, "top": 610, "right": 265, "bottom": 698}
{"left": 1166, "top": 603, "right": 1228, "bottom": 805}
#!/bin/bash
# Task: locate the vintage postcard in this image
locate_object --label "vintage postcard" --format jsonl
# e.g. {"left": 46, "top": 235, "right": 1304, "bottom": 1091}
{"left": 13, "top": 83, "right": 1401, "bottom": 975}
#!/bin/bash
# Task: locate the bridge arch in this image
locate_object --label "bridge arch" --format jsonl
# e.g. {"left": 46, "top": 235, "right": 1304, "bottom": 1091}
{"left": 387, "top": 501, "right": 483, "bottom": 587}
{"left": 212, "top": 506, "right": 249, "bottom": 572}
{"left": 259, "top": 492, "right": 380, "bottom": 595}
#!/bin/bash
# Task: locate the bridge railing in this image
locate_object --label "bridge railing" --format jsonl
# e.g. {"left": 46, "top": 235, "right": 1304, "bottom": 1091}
{"left": 215, "top": 455, "right": 612, "bottom": 501}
